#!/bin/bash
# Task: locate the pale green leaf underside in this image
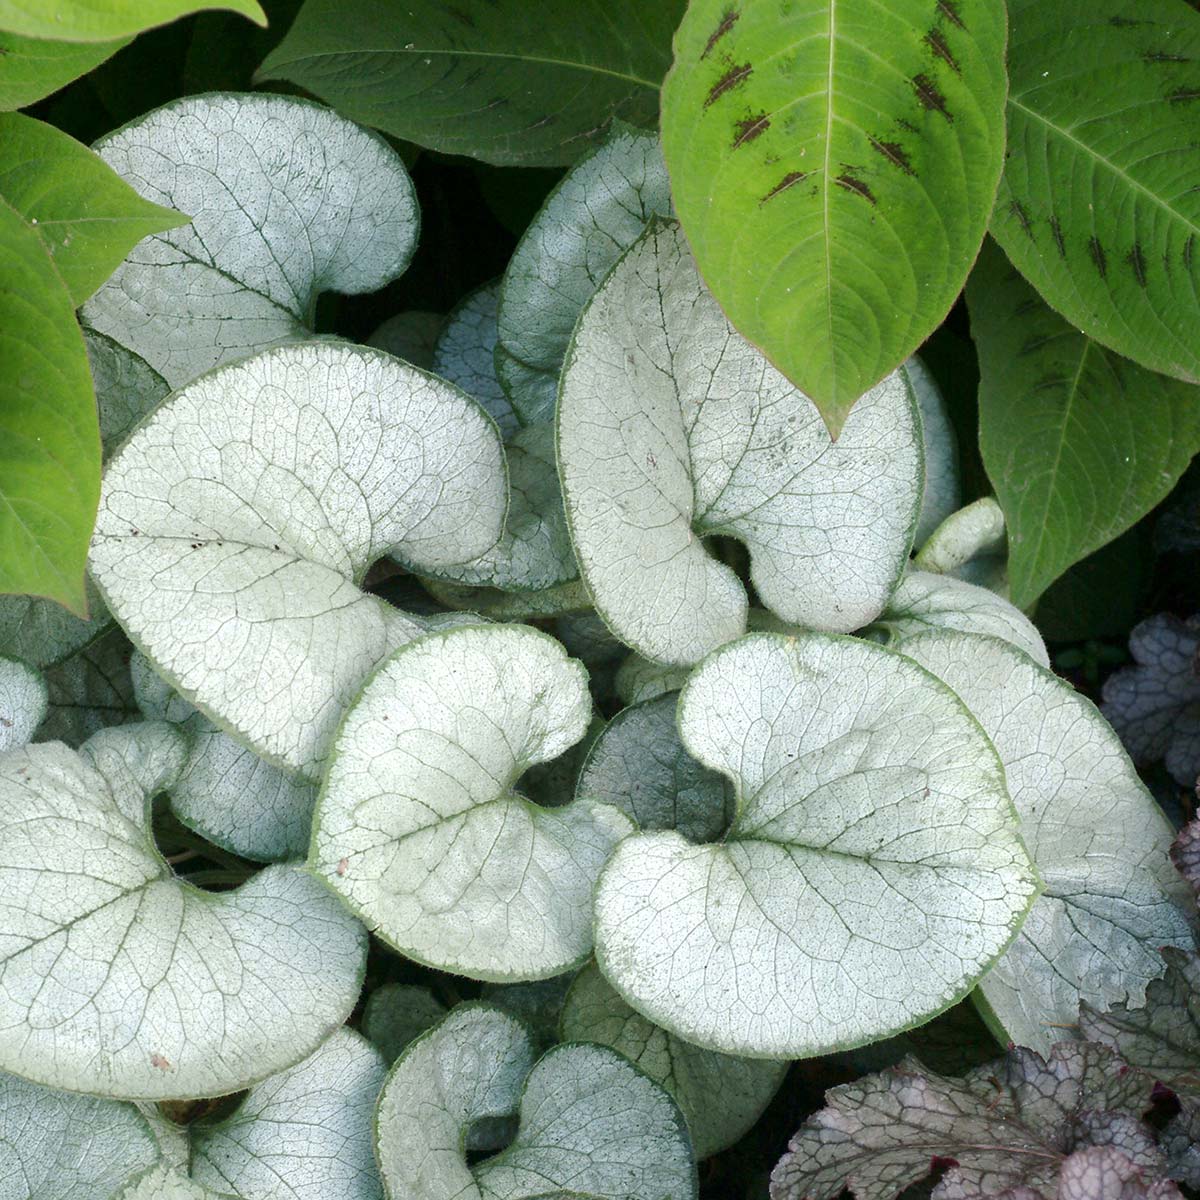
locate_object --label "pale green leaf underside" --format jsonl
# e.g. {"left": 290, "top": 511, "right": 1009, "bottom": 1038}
{"left": 312, "top": 625, "right": 633, "bottom": 981}
{"left": 0, "top": 724, "right": 366, "bottom": 1098}
{"left": 660, "top": 0, "right": 1008, "bottom": 433}
{"left": 0, "top": 1069, "right": 159, "bottom": 1199}
{"left": 905, "top": 357, "right": 961, "bottom": 548}
{"left": 433, "top": 281, "right": 518, "bottom": 439}
{"left": 576, "top": 693, "right": 733, "bottom": 843}
{"left": 0, "top": 654, "right": 46, "bottom": 752}
{"left": 374, "top": 1003, "right": 696, "bottom": 1200}
{"left": 561, "top": 963, "right": 787, "bottom": 1159}
{"left": 868, "top": 570, "right": 1048, "bottom": 668}
{"left": 969, "top": 239, "right": 1200, "bottom": 608}
{"left": 900, "top": 630, "right": 1195, "bottom": 1054}
{"left": 496, "top": 123, "right": 672, "bottom": 425}
{"left": 0, "top": 30, "right": 128, "bottom": 111}
{"left": 421, "top": 578, "right": 592, "bottom": 622}
{"left": 82, "top": 92, "right": 417, "bottom": 388}
{"left": 0, "top": 0, "right": 265, "bottom": 41}
{"left": 91, "top": 342, "right": 506, "bottom": 780}
{"left": 132, "top": 653, "right": 316, "bottom": 862}
{"left": 594, "top": 632, "right": 1038, "bottom": 1059}
{"left": 993, "top": 0, "right": 1200, "bottom": 388}
{"left": 558, "top": 220, "right": 922, "bottom": 666}
{"left": 190, "top": 1028, "right": 386, "bottom": 1200}
{"left": 255, "top": 0, "right": 683, "bottom": 168}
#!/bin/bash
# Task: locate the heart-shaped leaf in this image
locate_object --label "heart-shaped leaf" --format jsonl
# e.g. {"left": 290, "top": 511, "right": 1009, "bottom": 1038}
{"left": 0, "top": 1070, "right": 160, "bottom": 1199}
{"left": 660, "top": 0, "right": 1008, "bottom": 434}
{"left": 0, "top": 723, "right": 367, "bottom": 1098}
{"left": 90, "top": 342, "right": 506, "bottom": 780}
{"left": 256, "top": 0, "right": 684, "bottom": 168}
{"left": 901, "top": 630, "right": 1194, "bottom": 1053}
{"left": 561, "top": 962, "right": 787, "bottom": 1159}
{"left": 0, "top": 113, "right": 185, "bottom": 306}
{"left": 969, "top": 240, "right": 1200, "bottom": 608}
{"left": 312, "top": 624, "right": 633, "bottom": 981}
{"left": 993, "top": 0, "right": 1200, "bottom": 388}
{"left": 867, "top": 570, "right": 1048, "bottom": 667}
{"left": 558, "top": 220, "right": 922, "bottom": 665}
{"left": 374, "top": 1003, "right": 697, "bottom": 1200}
{"left": 593, "top": 632, "right": 1038, "bottom": 1059}
{"left": 82, "top": 93, "right": 418, "bottom": 388}
{"left": 496, "top": 123, "right": 672, "bottom": 424}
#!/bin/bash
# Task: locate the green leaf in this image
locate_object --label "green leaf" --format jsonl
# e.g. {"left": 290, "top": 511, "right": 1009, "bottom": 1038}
{"left": 558, "top": 220, "right": 921, "bottom": 665}
{"left": 902, "top": 631, "right": 1194, "bottom": 1053}
{"left": 593, "top": 632, "right": 1038, "bottom": 1059}
{"left": 0, "top": 113, "right": 185, "bottom": 305}
{"left": 0, "top": 195, "right": 98, "bottom": 615}
{"left": 660, "top": 0, "right": 1008, "bottom": 435}
{"left": 255, "top": 0, "right": 685, "bottom": 167}
{"left": 374, "top": 1003, "right": 697, "bottom": 1200}
{"left": 368, "top": 310, "right": 443, "bottom": 371}
{"left": 38, "top": 624, "right": 138, "bottom": 745}
{"left": 311, "top": 625, "right": 633, "bottom": 982}
{"left": 90, "top": 342, "right": 506, "bottom": 780}
{"left": 993, "top": 0, "right": 1200, "bottom": 388}
{"left": 0, "top": 30, "right": 129, "bottom": 110}
{"left": 0, "top": 0, "right": 265, "bottom": 42}
{"left": 561, "top": 963, "right": 787, "bottom": 1159}
{"left": 0, "top": 723, "right": 367, "bottom": 1099}
{"left": 968, "top": 240, "right": 1200, "bottom": 608}
{"left": 82, "top": 92, "right": 418, "bottom": 388}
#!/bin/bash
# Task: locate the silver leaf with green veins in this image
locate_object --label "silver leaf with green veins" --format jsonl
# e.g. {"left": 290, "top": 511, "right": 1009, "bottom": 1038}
{"left": 558, "top": 221, "right": 922, "bottom": 666}
{"left": 0, "top": 723, "right": 367, "bottom": 1099}
{"left": 901, "top": 631, "right": 1194, "bottom": 1053}
{"left": 867, "top": 570, "right": 1048, "bottom": 668}
{"left": 0, "top": 1070, "right": 159, "bottom": 1199}
{"left": 82, "top": 92, "right": 418, "bottom": 389}
{"left": 0, "top": 655, "right": 46, "bottom": 753}
{"left": 593, "top": 632, "right": 1038, "bottom": 1060}
{"left": 496, "top": 123, "right": 672, "bottom": 425}
{"left": 560, "top": 963, "right": 787, "bottom": 1159}
{"left": 90, "top": 342, "right": 506, "bottom": 781}
{"left": 312, "top": 625, "right": 633, "bottom": 981}
{"left": 374, "top": 1003, "right": 697, "bottom": 1200}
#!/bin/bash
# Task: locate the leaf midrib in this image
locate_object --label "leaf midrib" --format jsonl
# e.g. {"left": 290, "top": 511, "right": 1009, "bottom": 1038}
{"left": 263, "top": 45, "right": 659, "bottom": 91}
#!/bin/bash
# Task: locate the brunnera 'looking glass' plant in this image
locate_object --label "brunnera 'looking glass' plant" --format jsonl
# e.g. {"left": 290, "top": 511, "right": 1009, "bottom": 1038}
{"left": 0, "top": 28, "right": 1196, "bottom": 1193}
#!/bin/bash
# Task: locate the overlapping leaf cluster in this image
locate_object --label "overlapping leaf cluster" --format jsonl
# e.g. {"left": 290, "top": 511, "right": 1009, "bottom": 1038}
{"left": 0, "top": 65, "right": 1194, "bottom": 1199}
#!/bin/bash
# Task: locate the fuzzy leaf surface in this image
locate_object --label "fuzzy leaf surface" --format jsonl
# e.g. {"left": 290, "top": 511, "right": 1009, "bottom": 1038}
{"left": 558, "top": 220, "right": 921, "bottom": 665}
{"left": 903, "top": 631, "right": 1194, "bottom": 1053}
{"left": 593, "top": 632, "right": 1037, "bottom": 1059}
